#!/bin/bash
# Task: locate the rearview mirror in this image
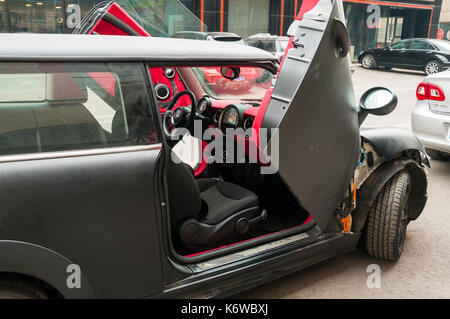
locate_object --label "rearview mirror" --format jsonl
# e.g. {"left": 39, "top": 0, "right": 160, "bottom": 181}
{"left": 220, "top": 67, "right": 241, "bottom": 80}
{"left": 358, "top": 87, "right": 398, "bottom": 126}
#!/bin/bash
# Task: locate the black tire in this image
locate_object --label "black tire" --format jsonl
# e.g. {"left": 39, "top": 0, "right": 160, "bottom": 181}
{"left": 426, "top": 148, "right": 450, "bottom": 161}
{"left": 424, "top": 60, "right": 442, "bottom": 75}
{"left": 0, "top": 278, "right": 48, "bottom": 299}
{"left": 365, "top": 170, "right": 411, "bottom": 261}
{"left": 361, "top": 54, "right": 376, "bottom": 69}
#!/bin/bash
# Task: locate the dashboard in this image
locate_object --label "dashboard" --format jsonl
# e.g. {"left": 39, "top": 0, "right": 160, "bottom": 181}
{"left": 192, "top": 96, "right": 258, "bottom": 133}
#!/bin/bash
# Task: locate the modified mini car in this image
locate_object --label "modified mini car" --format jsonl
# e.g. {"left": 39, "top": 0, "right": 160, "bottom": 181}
{"left": 0, "top": 0, "right": 429, "bottom": 299}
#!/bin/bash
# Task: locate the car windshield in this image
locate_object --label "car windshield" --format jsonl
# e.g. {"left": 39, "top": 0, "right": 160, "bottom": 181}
{"left": 191, "top": 66, "right": 273, "bottom": 100}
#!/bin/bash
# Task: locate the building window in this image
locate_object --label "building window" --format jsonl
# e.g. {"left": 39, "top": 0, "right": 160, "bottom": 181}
{"left": 228, "top": 0, "right": 269, "bottom": 38}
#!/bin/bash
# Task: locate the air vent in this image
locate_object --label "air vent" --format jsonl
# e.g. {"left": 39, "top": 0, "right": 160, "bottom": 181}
{"left": 155, "top": 83, "right": 171, "bottom": 101}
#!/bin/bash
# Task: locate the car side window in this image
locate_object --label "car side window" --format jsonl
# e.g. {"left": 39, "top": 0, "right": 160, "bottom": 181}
{"left": 391, "top": 40, "right": 411, "bottom": 50}
{"left": 411, "top": 41, "right": 433, "bottom": 50}
{"left": 0, "top": 62, "right": 160, "bottom": 156}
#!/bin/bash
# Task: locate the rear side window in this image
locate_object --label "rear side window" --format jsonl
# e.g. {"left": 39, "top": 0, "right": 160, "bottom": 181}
{"left": 0, "top": 62, "right": 160, "bottom": 156}
{"left": 391, "top": 40, "right": 411, "bottom": 50}
{"left": 411, "top": 41, "right": 434, "bottom": 50}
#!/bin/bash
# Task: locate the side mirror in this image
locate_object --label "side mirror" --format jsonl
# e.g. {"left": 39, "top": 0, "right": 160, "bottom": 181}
{"left": 358, "top": 87, "right": 398, "bottom": 126}
{"left": 221, "top": 67, "right": 241, "bottom": 80}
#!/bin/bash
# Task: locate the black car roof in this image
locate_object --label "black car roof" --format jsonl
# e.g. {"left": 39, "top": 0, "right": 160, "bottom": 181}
{"left": 0, "top": 34, "right": 276, "bottom": 67}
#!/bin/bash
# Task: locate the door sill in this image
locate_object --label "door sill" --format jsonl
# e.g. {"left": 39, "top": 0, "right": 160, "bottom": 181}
{"left": 174, "top": 216, "right": 316, "bottom": 264}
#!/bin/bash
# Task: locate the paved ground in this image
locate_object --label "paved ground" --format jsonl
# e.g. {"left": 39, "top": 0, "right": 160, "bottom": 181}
{"left": 237, "top": 66, "right": 450, "bottom": 299}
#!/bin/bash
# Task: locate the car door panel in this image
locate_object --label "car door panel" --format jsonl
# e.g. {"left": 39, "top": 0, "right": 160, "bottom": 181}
{"left": 382, "top": 40, "right": 411, "bottom": 66}
{"left": 261, "top": 0, "right": 360, "bottom": 231}
{"left": 405, "top": 41, "right": 432, "bottom": 68}
{"left": 0, "top": 148, "right": 164, "bottom": 298}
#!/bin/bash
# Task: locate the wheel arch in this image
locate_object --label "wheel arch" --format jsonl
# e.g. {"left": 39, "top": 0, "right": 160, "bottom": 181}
{"left": 361, "top": 127, "right": 430, "bottom": 168}
{"left": 352, "top": 158, "right": 428, "bottom": 234}
{"left": 423, "top": 55, "right": 447, "bottom": 68}
{"left": 0, "top": 240, "right": 96, "bottom": 299}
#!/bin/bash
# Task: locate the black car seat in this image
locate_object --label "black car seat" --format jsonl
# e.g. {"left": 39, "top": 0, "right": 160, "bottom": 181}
{"left": 167, "top": 153, "right": 267, "bottom": 252}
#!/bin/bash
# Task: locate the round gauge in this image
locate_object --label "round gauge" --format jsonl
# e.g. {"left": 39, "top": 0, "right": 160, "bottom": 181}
{"left": 155, "top": 83, "right": 171, "bottom": 101}
{"left": 219, "top": 105, "right": 241, "bottom": 134}
{"left": 196, "top": 96, "right": 211, "bottom": 114}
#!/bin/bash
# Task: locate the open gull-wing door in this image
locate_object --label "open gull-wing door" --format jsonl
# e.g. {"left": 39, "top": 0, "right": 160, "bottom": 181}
{"left": 73, "top": 1, "right": 150, "bottom": 36}
{"left": 73, "top": 1, "right": 192, "bottom": 107}
{"left": 262, "top": 0, "right": 360, "bottom": 231}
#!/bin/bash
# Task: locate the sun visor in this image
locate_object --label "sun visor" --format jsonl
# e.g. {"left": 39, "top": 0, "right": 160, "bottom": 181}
{"left": 261, "top": 0, "right": 361, "bottom": 231}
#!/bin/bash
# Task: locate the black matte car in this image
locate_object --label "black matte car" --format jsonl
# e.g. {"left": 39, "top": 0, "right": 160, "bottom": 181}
{"left": 358, "top": 38, "right": 450, "bottom": 75}
{"left": 0, "top": 0, "right": 429, "bottom": 299}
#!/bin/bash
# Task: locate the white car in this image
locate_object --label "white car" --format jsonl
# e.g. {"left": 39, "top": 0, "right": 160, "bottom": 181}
{"left": 412, "top": 70, "right": 450, "bottom": 160}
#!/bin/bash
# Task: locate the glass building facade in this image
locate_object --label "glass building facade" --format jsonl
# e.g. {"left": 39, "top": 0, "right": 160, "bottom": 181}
{"left": 0, "top": 0, "right": 205, "bottom": 36}
{"left": 0, "top": 0, "right": 443, "bottom": 60}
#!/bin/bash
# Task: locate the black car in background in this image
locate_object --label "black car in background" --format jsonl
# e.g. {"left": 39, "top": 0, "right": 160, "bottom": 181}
{"left": 358, "top": 38, "right": 450, "bottom": 75}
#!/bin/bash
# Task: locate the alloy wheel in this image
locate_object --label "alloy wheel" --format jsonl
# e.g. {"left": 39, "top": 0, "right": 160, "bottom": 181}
{"left": 362, "top": 55, "right": 374, "bottom": 69}
{"left": 425, "top": 61, "right": 439, "bottom": 75}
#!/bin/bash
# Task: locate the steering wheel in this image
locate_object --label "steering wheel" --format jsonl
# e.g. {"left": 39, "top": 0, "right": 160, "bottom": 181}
{"left": 163, "top": 91, "right": 197, "bottom": 138}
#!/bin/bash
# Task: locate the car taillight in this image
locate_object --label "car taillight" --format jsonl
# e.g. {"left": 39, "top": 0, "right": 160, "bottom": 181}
{"left": 416, "top": 81, "right": 445, "bottom": 101}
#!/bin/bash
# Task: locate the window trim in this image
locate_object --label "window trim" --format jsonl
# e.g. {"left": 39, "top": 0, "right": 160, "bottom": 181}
{"left": 0, "top": 144, "right": 162, "bottom": 164}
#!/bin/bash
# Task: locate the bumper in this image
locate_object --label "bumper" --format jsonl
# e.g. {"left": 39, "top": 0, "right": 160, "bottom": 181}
{"left": 412, "top": 100, "right": 450, "bottom": 153}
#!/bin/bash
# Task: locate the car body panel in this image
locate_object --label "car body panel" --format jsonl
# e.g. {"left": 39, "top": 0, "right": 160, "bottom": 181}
{"left": 0, "top": 34, "right": 277, "bottom": 69}
{"left": 412, "top": 72, "right": 450, "bottom": 153}
{"left": 260, "top": 0, "right": 360, "bottom": 231}
{"left": 382, "top": 40, "right": 412, "bottom": 66}
{"left": 0, "top": 147, "right": 164, "bottom": 298}
{"left": 404, "top": 40, "right": 434, "bottom": 67}
{"left": 361, "top": 127, "right": 430, "bottom": 167}
{"left": 0, "top": 240, "right": 96, "bottom": 299}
